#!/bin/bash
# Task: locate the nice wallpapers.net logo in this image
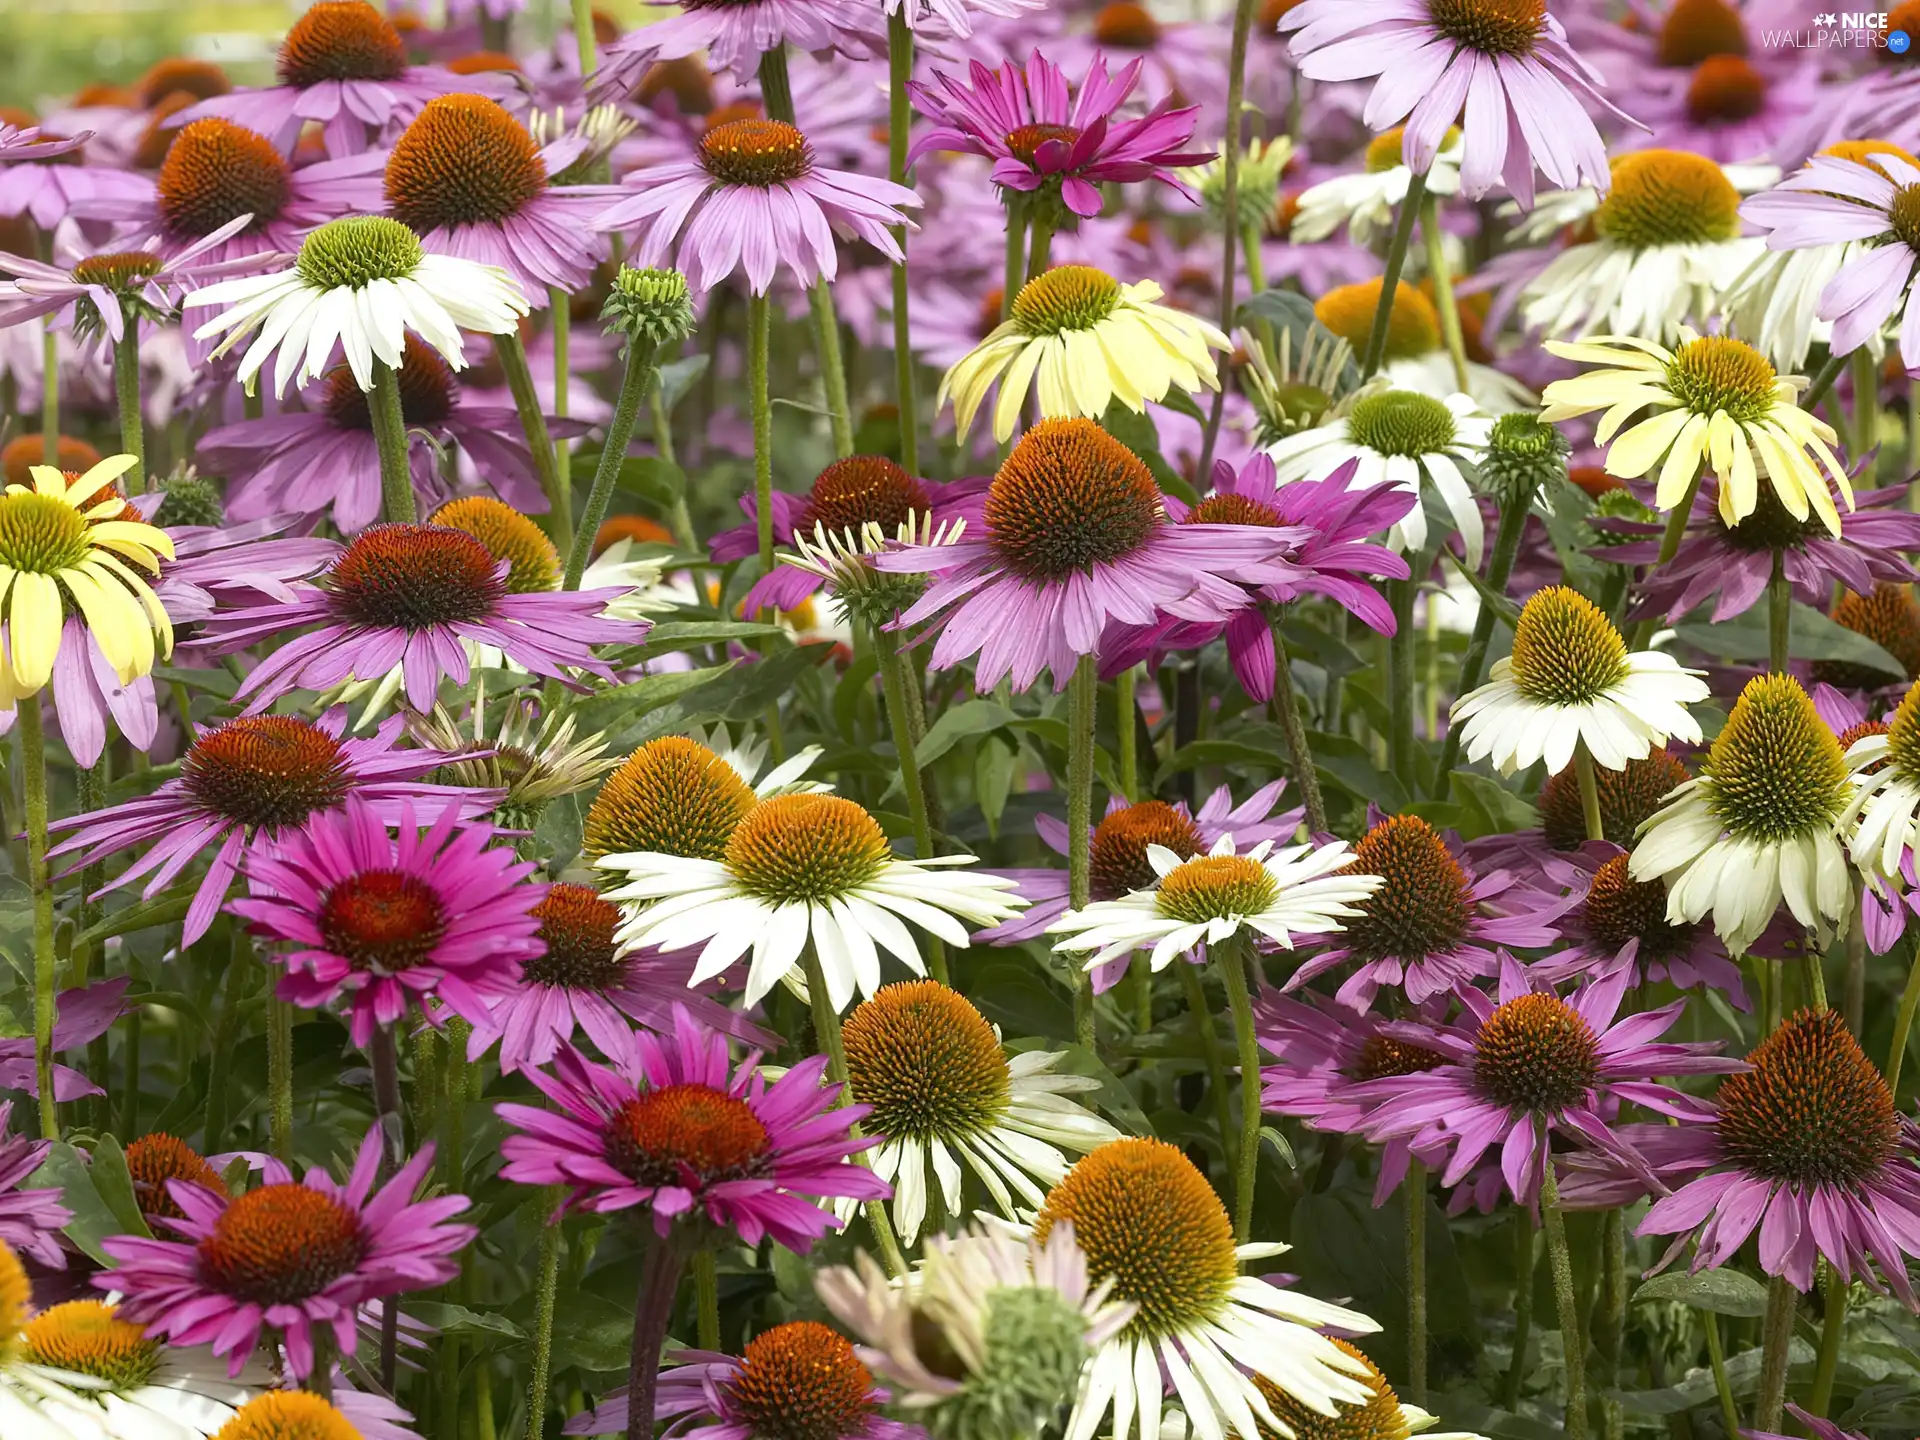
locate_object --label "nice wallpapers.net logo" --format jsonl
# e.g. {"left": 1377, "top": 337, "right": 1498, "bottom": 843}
{"left": 1761, "top": 10, "right": 1913, "bottom": 49}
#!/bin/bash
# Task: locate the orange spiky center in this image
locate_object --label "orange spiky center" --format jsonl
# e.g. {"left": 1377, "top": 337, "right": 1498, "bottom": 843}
{"left": 583, "top": 736, "right": 756, "bottom": 861}
{"left": 723, "top": 1322, "right": 879, "bottom": 1440}
{"left": 1473, "top": 992, "right": 1600, "bottom": 1112}
{"left": 985, "top": 419, "right": 1162, "bottom": 580}
{"left": 1539, "top": 748, "right": 1689, "bottom": 849}
{"left": 278, "top": 0, "right": 408, "bottom": 86}
{"left": 1341, "top": 816, "right": 1473, "bottom": 962}
{"left": 1716, "top": 1008, "right": 1896, "bottom": 1186}
{"left": 526, "top": 883, "right": 626, "bottom": 990}
{"left": 182, "top": 715, "right": 352, "bottom": 831}
{"left": 385, "top": 93, "right": 547, "bottom": 231}
{"left": 198, "top": 1184, "right": 369, "bottom": 1305}
{"left": 157, "top": 119, "right": 292, "bottom": 238}
{"left": 126, "top": 1132, "right": 228, "bottom": 1224}
{"left": 797, "top": 456, "right": 931, "bottom": 539}
{"left": 698, "top": 118, "right": 813, "bottom": 187}
{"left": 326, "top": 523, "right": 506, "bottom": 628}
{"left": 319, "top": 870, "right": 447, "bottom": 974}
{"left": 606, "top": 1083, "right": 771, "bottom": 1185}
{"left": 1091, "top": 800, "right": 1204, "bottom": 900}
{"left": 320, "top": 333, "right": 457, "bottom": 433}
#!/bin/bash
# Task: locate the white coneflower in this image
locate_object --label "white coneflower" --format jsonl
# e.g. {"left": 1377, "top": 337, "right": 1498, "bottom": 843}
{"left": 582, "top": 730, "right": 825, "bottom": 864}
{"left": 1839, "top": 679, "right": 1920, "bottom": 886}
{"left": 1292, "top": 126, "right": 1463, "bottom": 248}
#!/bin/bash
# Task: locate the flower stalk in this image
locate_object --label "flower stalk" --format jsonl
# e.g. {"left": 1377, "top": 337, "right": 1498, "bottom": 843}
{"left": 1361, "top": 169, "right": 1429, "bottom": 380}
{"left": 525, "top": 1189, "right": 564, "bottom": 1440}
{"left": 369, "top": 358, "right": 416, "bottom": 524}
{"left": 494, "top": 329, "right": 570, "bottom": 554}
{"left": 873, "top": 622, "right": 946, "bottom": 985}
{"left": 749, "top": 293, "right": 774, "bottom": 614}
{"left": 1217, "top": 937, "right": 1263, "bottom": 1246}
{"left": 1768, "top": 550, "right": 1791, "bottom": 673}
{"left": 1538, "top": 1128, "right": 1589, "bottom": 1440}
{"left": 1194, "top": 0, "right": 1259, "bottom": 477}
{"left": 1753, "top": 1273, "right": 1797, "bottom": 1433}
{"left": 623, "top": 1230, "right": 689, "bottom": 1440}
{"left": 1406, "top": 1158, "right": 1428, "bottom": 1405}
{"left": 1067, "top": 654, "right": 1098, "bottom": 1050}
{"left": 112, "top": 330, "right": 145, "bottom": 492}
{"left": 565, "top": 338, "right": 657, "bottom": 592}
{"left": 1269, "top": 610, "right": 1327, "bottom": 833}
{"left": 20, "top": 697, "right": 55, "bottom": 1139}
{"left": 1808, "top": 1265, "right": 1847, "bottom": 1419}
{"left": 1420, "top": 194, "right": 1470, "bottom": 393}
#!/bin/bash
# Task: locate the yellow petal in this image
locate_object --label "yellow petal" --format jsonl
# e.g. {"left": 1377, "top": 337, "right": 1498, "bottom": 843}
{"left": 8, "top": 572, "right": 61, "bottom": 693}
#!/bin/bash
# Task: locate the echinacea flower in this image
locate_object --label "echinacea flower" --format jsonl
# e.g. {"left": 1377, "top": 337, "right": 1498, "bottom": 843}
{"left": 0, "top": 979, "right": 129, "bottom": 1105}
{"left": 1839, "top": 679, "right": 1920, "bottom": 886}
{"left": 1631, "top": 673, "right": 1853, "bottom": 954}
{"left": 836, "top": 980, "right": 1118, "bottom": 1244}
{"left": 100, "top": 1127, "right": 474, "bottom": 1378}
{"left": 1641, "top": 1007, "right": 1920, "bottom": 1301}
{"left": 588, "top": 0, "right": 879, "bottom": 96}
{"left": 566, "top": 1322, "right": 917, "bottom": 1440}
{"left": 0, "top": 1105, "right": 68, "bottom": 1270}
{"left": 1286, "top": 813, "right": 1568, "bottom": 1009}
{"left": 1816, "top": 582, "right": 1920, "bottom": 693}
{"left": 184, "top": 215, "right": 529, "bottom": 397}
{"left": 1541, "top": 329, "right": 1851, "bottom": 535}
{"left": 1030, "top": 1138, "right": 1380, "bottom": 1440}
{"left": 939, "top": 265, "right": 1229, "bottom": 443}
{"left": 49, "top": 708, "right": 500, "bottom": 945}
{"left": 1049, "top": 835, "right": 1383, "bottom": 976}
{"left": 583, "top": 731, "right": 826, "bottom": 866}
{"left": 230, "top": 795, "right": 544, "bottom": 1046}
{"left": 0, "top": 125, "right": 145, "bottom": 232}
{"left": 874, "top": 419, "right": 1311, "bottom": 693}
{"left": 595, "top": 118, "right": 919, "bottom": 295}
{"left": 908, "top": 51, "right": 1210, "bottom": 219}
{"left": 816, "top": 1222, "right": 1135, "bottom": 1439}
{"left": 602, "top": 792, "right": 1022, "bottom": 1012}
{"left": 407, "top": 700, "right": 621, "bottom": 833}
{"left": 1351, "top": 958, "right": 1735, "bottom": 1206}
{"left": 1519, "top": 150, "right": 1765, "bottom": 343}
{"left": 1452, "top": 585, "right": 1708, "bottom": 774}
{"left": 123, "top": 1133, "right": 228, "bottom": 1230}
{"left": 1265, "top": 387, "right": 1495, "bottom": 566}
{"left": 1279, "top": 0, "right": 1626, "bottom": 207}
{"left": 0, "top": 1238, "right": 112, "bottom": 1440}
{"left": 201, "top": 521, "right": 647, "bottom": 713}
{"left": 1241, "top": 1340, "right": 1493, "bottom": 1440}
{"left": 497, "top": 1011, "right": 887, "bottom": 1243}
{"left": 1292, "top": 126, "right": 1464, "bottom": 248}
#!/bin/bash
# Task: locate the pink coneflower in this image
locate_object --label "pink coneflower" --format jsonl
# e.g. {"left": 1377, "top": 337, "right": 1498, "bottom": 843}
{"left": 710, "top": 456, "right": 988, "bottom": 616}
{"left": 0, "top": 1102, "right": 72, "bottom": 1268}
{"left": 907, "top": 50, "right": 1211, "bottom": 219}
{"left": 873, "top": 419, "right": 1309, "bottom": 693}
{"left": 588, "top": 0, "right": 880, "bottom": 97}
{"left": 497, "top": 1011, "right": 888, "bottom": 1245}
{"left": 0, "top": 121, "right": 145, "bottom": 230}
{"left": 178, "top": 0, "right": 507, "bottom": 158}
{"left": 0, "top": 122, "right": 86, "bottom": 164}
{"left": 469, "top": 883, "right": 776, "bottom": 1075}
{"left": 1279, "top": 0, "right": 1629, "bottom": 205}
{"left": 48, "top": 708, "right": 500, "bottom": 947}
{"left": 201, "top": 521, "right": 648, "bottom": 712}
{"left": 231, "top": 796, "right": 544, "bottom": 1046}
{"left": 1284, "top": 811, "right": 1569, "bottom": 1009}
{"left": 1038, "top": 4, "right": 1228, "bottom": 123}
{"left": 383, "top": 93, "right": 615, "bottom": 303}
{"left": 99, "top": 1127, "right": 475, "bottom": 1378}
{"left": 197, "top": 335, "right": 579, "bottom": 533}
{"left": 596, "top": 116, "right": 919, "bottom": 294}
{"left": 565, "top": 1323, "right": 917, "bottom": 1440}
{"left": 0, "top": 977, "right": 129, "bottom": 1103}
{"left": 1641, "top": 1007, "right": 1920, "bottom": 1302}
{"left": 1099, "top": 455, "right": 1413, "bottom": 703}
{"left": 1349, "top": 958, "right": 1737, "bottom": 1206}
{"left": 1739, "top": 149, "right": 1920, "bottom": 368}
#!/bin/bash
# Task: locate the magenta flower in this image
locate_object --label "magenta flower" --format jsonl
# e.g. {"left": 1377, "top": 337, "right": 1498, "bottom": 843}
{"left": 0, "top": 978, "right": 130, "bottom": 1103}
{"left": 200, "top": 521, "right": 649, "bottom": 712}
{"left": 588, "top": 0, "right": 880, "bottom": 96}
{"left": 1349, "top": 958, "right": 1737, "bottom": 1207}
{"left": 907, "top": 50, "right": 1211, "bottom": 219}
{"left": 1099, "top": 455, "right": 1413, "bottom": 702}
{"left": 48, "top": 708, "right": 501, "bottom": 947}
{"left": 497, "top": 1011, "right": 888, "bottom": 1247}
{"left": 100, "top": 1128, "right": 476, "bottom": 1378}
{"left": 1740, "top": 151, "right": 1920, "bottom": 367}
{"left": 874, "top": 418, "right": 1310, "bottom": 693}
{"left": 231, "top": 795, "right": 544, "bottom": 1047}
{"left": 710, "top": 457, "right": 988, "bottom": 616}
{"left": 1745, "top": 1405, "right": 1867, "bottom": 1440}
{"left": 178, "top": 0, "right": 508, "bottom": 158}
{"left": 1280, "top": 0, "right": 1628, "bottom": 206}
{"left": 1641, "top": 1007, "right": 1920, "bottom": 1303}
{"left": 0, "top": 1101, "right": 72, "bottom": 1268}
{"left": 468, "top": 882, "right": 777, "bottom": 1075}
{"left": 596, "top": 116, "right": 919, "bottom": 294}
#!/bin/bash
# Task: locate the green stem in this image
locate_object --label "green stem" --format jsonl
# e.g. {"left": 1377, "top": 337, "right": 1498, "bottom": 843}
{"left": 563, "top": 334, "right": 659, "bottom": 591}
{"left": 1754, "top": 1274, "right": 1798, "bottom": 1434}
{"left": 40, "top": 318, "right": 57, "bottom": 465}
{"left": 1361, "top": 168, "right": 1429, "bottom": 381}
{"left": 692, "top": 1249, "right": 721, "bottom": 1351}
{"left": 1808, "top": 1265, "right": 1846, "bottom": 1419}
{"left": 1388, "top": 577, "right": 1417, "bottom": 791}
{"left": 1630, "top": 465, "right": 1706, "bottom": 650}
{"left": 368, "top": 358, "right": 416, "bottom": 523}
{"left": 1002, "top": 197, "right": 1028, "bottom": 323}
{"left": 1179, "top": 964, "right": 1238, "bottom": 1199}
{"left": 804, "top": 948, "right": 909, "bottom": 1275}
{"left": 1025, "top": 217, "right": 1054, "bottom": 283}
{"left": 20, "top": 698, "right": 54, "bottom": 1139}
{"left": 1804, "top": 948, "right": 1829, "bottom": 1012}
{"left": 1217, "top": 939, "right": 1263, "bottom": 1247}
{"left": 887, "top": 10, "right": 919, "bottom": 477}
{"left": 1539, "top": 1135, "right": 1589, "bottom": 1440}
{"left": 1803, "top": 348, "right": 1848, "bottom": 413}
{"left": 1193, "top": 0, "right": 1258, "bottom": 478}
{"left": 1704, "top": 1310, "right": 1742, "bottom": 1439}
{"left": 1852, "top": 347, "right": 1880, "bottom": 465}
{"left": 269, "top": 997, "right": 293, "bottom": 1163}
{"left": 1889, "top": 941, "right": 1920, "bottom": 1094}
{"left": 1595, "top": 1207, "right": 1625, "bottom": 1440}
{"left": 1435, "top": 482, "right": 1535, "bottom": 777}
{"left": 758, "top": 45, "right": 795, "bottom": 123}
{"left": 1502, "top": 1214, "right": 1537, "bottom": 1409}
{"left": 112, "top": 328, "right": 145, "bottom": 492}
{"left": 1575, "top": 742, "right": 1605, "bottom": 844}
{"left": 1844, "top": 890, "right": 1866, "bottom": 1034}
{"left": 525, "top": 1189, "right": 564, "bottom": 1440}
{"left": 571, "top": 0, "right": 596, "bottom": 76}
{"left": 807, "top": 284, "right": 854, "bottom": 458}
{"left": 1407, "top": 1158, "right": 1428, "bottom": 1404}
{"left": 551, "top": 287, "right": 572, "bottom": 511}
{"left": 1268, "top": 611, "right": 1326, "bottom": 833}
{"left": 493, "top": 330, "right": 570, "bottom": 554}
{"left": 119, "top": 1006, "right": 141, "bottom": 1136}
{"left": 873, "top": 627, "right": 944, "bottom": 984}
{"left": 1116, "top": 664, "right": 1139, "bottom": 803}
{"left": 1420, "top": 195, "right": 1470, "bottom": 394}
{"left": 1066, "top": 654, "right": 1098, "bottom": 1051}
{"left": 203, "top": 929, "right": 252, "bottom": 1153}
{"left": 1768, "top": 549, "right": 1791, "bottom": 674}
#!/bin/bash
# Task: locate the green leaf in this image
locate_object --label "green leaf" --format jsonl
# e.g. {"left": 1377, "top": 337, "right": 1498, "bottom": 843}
{"left": 1676, "top": 601, "right": 1905, "bottom": 677}
{"left": 72, "top": 889, "right": 198, "bottom": 951}
{"left": 31, "top": 1143, "right": 124, "bottom": 1267}
{"left": 632, "top": 620, "right": 782, "bottom": 662}
{"left": 567, "top": 665, "right": 733, "bottom": 740}
{"left": 548, "top": 1291, "right": 650, "bottom": 1373}
{"left": 151, "top": 665, "right": 239, "bottom": 698}
{"left": 1100, "top": 404, "right": 1199, "bottom": 507}
{"left": 1631, "top": 1267, "right": 1769, "bottom": 1317}
{"left": 913, "top": 698, "right": 1019, "bottom": 769}
{"left": 657, "top": 353, "right": 709, "bottom": 411}
{"left": 968, "top": 960, "right": 1074, "bottom": 1043}
{"left": 1447, "top": 771, "right": 1538, "bottom": 840}
{"left": 87, "top": 1135, "right": 151, "bottom": 1240}
{"left": 1441, "top": 548, "right": 1523, "bottom": 629}
{"left": 409, "top": 1302, "right": 528, "bottom": 1346}
{"left": 611, "top": 456, "right": 686, "bottom": 508}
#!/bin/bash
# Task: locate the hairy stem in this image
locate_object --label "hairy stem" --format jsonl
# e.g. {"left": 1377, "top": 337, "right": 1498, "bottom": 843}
{"left": 564, "top": 334, "right": 660, "bottom": 591}
{"left": 368, "top": 358, "right": 416, "bottom": 524}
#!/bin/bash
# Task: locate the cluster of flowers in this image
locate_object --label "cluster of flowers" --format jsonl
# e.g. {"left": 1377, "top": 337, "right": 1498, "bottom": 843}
{"left": 2, "top": 0, "right": 1920, "bottom": 1438}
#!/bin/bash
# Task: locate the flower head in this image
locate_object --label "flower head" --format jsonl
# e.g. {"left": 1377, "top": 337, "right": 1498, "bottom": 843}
{"left": 0, "top": 1103, "right": 68, "bottom": 1270}
{"left": 1838, "top": 678, "right": 1920, "bottom": 884}
{"left": 600, "top": 264, "right": 697, "bottom": 353}
{"left": 124, "top": 1132, "right": 227, "bottom": 1227}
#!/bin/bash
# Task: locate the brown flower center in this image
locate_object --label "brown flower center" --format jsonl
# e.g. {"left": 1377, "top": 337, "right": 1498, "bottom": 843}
{"left": 1340, "top": 816, "right": 1473, "bottom": 963}
{"left": 985, "top": 419, "right": 1162, "bottom": 580}
{"left": 326, "top": 523, "right": 506, "bottom": 629}
{"left": 429, "top": 496, "right": 561, "bottom": 594}
{"left": 1093, "top": 1, "right": 1161, "bottom": 47}
{"left": 182, "top": 715, "right": 352, "bottom": 831}
{"left": 1685, "top": 55, "right": 1767, "bottom": 124}
{"left": 278, "top": 0, "right": 408, "bottom": 87}
{"left": 698, "top": 118, "right": 813, "bottom": 187}
{"left": 320, "top": 333, "right": 457, "bottom": 434}
{"left": 319, "top": 870, "right": 448, "bottom": 974}
{"left": 605, "top": 1083, "right": 771, "bottom": 1186}
{"left": 1424, "top": 0, "right": 1546, "bottom": 58}
{"left": 1539, "top": 748, "right": 1690, "bottom": 850}
{"left": 1004, "top": 123, "right": 1081, "bottom": 167}
{"left": 198, "top": 1184, "right": 369, "bottom": 1306}
{"left": 525, "top": 883, "right": 627, "bottom": 990}
{"left": 1473, "top": 992, "right": 1600, "bottom": 1113}
{"left": 1350, "top": 1034, "right": 1448, "bottom": 1081}
{"left": 1583, "top": 854, "right": 1694, "bottom": 962}
{"left": 125, "top": 1133, "right": 227, "bottom": 1225}
{"left": 1816, "top": 583, "right": 1920, "bottom": 688}
{"left": 1091, "top": 800, "right": 1203, "bottom": 900}
{"left": 796, "top": 456, "right": 931, "bottom": 539}
{"left": 385, "top": 93, "right": 548, "bottom": 232}
{"left": 1716, "top": 1008, "right": 1897, "bottom": 1187}
{"left": 1658, "top": 0, "right": 1748, "bottom": 66}
{"left": 723, "top": 1322, "right": 878, "bottom": 1440}
{"left": 157, "top": 119, "right": 293, "bottom": 239}
{"left": 1185, "top": 492, "right": 1284, "bottom": 527}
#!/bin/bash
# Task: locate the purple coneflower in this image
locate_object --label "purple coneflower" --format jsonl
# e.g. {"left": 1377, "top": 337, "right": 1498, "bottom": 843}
{"left": 1641, "top": 1006, "right": 1920, "bottom": 1302}
{"left": 1279, "top": 0, "right": 1627, "bottom": 205}
{"left": 907, "top": 50, "right": 1210, "bottom": 219}
{"left": 497, "top": 1011, "right": 888, "bottom": 1245}
{"left": 566, "top": 1323, "right": 917, "bottom": 1440}
{"left": 231, "top": 795, "right": 544, "bottom": 1047}
{"left": 0, "top": 122, "right": 145, "bottom": 230}
{"left": 0, "top": 978, "right": 129, "bottom": 1103}
{"left": 1099, "top": 455, "right": 1413, "bottom": 702}
{"left": 179, "top": 0, "right": 505, "bottom": 158}
{"left": 99, "top": 1127, "right": 475, "bottom": 1378}
{"left": 1746, "top": 1404, "right": 1868, "bottom": 1440}
{"left": 0, "top": 1102, "right": 71, "bottom": 1268}
{"left": 48, "top": 707, "right": 500, "bottom": 946}
{"left": 469, "top": 883, "right": 776, "bottom": 1075}
{"left": 0, "top": 122, "right": 86, "bottom": 164}
{"left": 873, "top": 419, "right": 1309, "bottom": 693}
{"left": 201, "top": 520, "right": 647, "bottom": 712}
{"left": 1350, "top": 958, "right": 1737, "bottom": 1205}
{"left": 588, "top": 0, "right": 879, "bottom": 96}
{"left": 596, "top": 116, "right": 918, "bottom": 294}
{"left": 1285, "top": 812, "right": 1568, "bottom": 1009}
